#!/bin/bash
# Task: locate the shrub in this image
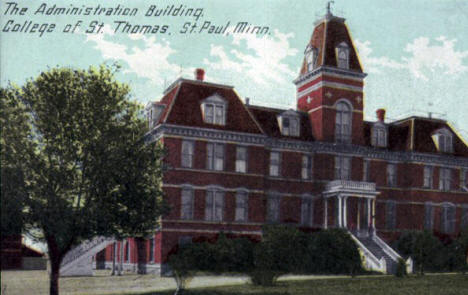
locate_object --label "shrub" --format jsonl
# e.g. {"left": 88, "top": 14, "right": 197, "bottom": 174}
{"left": 395, "top": 258, "right": 407, "bottom": 278}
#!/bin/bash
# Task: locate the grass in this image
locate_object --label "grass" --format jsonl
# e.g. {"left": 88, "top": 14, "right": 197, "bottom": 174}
{"left": 1, "top": 270, "right": 467, "bottom": 295}
{"left": 137, "top": 274, "right": 468, "bottom": 295}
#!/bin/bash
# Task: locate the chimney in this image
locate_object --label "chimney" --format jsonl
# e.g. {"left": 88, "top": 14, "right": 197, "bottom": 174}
{"left": 245, "top": 97, "right": 250, "bottom": 105}
{"left": 376, "top": 109, "right": 386, "bottom": 122}
{"left": 195, "top": 68, "right": 205, "bottom": 81}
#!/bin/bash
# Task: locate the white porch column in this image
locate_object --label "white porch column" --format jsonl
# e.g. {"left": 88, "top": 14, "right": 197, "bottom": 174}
{"left": 324, "top": 198, "right": 328, "bottom": 229}
{"left": 343, "top": 196, "right": 348, "bottom": 228}
{"left": 367, "top": 198, "right": 372, "bottom": 229}
{"left": 338, "top": 195, "right": 343, "bottom": 228}
{"left": 372, "top": 199, "right": 376, "bottom": 228}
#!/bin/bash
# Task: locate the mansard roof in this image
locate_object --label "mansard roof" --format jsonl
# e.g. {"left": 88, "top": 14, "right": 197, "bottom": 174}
{"left": 247, "top": 105, "right": 315, "bottom": 141}
{"left": 154, "top": 78, "right": 263, "bottom": 134}
{"left": 364, "top": 117, "right": 468, "bottom": 156}
{"left": 299, "top": 14, "right": 363, "bottom": 76}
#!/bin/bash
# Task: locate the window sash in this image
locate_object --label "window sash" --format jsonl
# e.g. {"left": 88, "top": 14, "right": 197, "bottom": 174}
{"left": 267, "top": 197, "right": 280, "bottom": 222}
{"left": 205, "top": 104, "right": 214, "bottom": 123}
{"left": 387, "top": 164, "right": 397, "bottom": 186}
{"left": 441, "top": 205, "right": 456, "bottom": 234}
{"left": 301, "top": 198, "right": 314, "bottom": 226}
{"left": 235, "top": 146, "right": 247, "bottom": 173}
{"left": 439, "top": 168, "right": 451, "bottom": 191}
{"left": 205, "top": 190, "right": 224, "bottom": 221}
{"left": 335, "top": 104, "right": 351, "bottom": 143}
{"left": 301, "top": 155, "right": 313, "bottom": 180}
{"left": 181, "top": 189, "right": 193, "bottom": 220}
{"left": 423, "top": 166, "right": 433, "bottom": 188}
{"left": 206, "top": 143, "right": 224, "bottom": 171}
{"left": 424, "top": 203, "right": 434, "bottom": 230}
{"left": 181, "top": 141, "right": 194, "bottom": 168}
{"left": 235, "top": 192, "right": 248, "bottom": 222}
{"left": 269, "top": 152, "right": 280, "bottom": 176}
{"left": 335, "top": 156, "right": 350, "bottom": 180}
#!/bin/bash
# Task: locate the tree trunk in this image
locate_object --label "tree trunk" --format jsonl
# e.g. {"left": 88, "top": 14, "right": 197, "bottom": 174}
{"left": 136, "top": 237, "right": 147, "bottom": 274}
{"left": 119, "top": 240, "right": 124, "bottom": 275}
{"left": 111, "top": 242, "right": 116, "bottom": 275}
{"left": 46, "top": 237, "right": 63, "bottom": 295}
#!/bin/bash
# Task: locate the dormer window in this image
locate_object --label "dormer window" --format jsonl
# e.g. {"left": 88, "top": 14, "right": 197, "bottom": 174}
{"left": 432, "top": 128, "right": 453, "bottom": 153}
{"left": 336, "top": 42, "right": 349, "bottom": 69}
{"left": 146, "top": 102, "right": 166, "bottom": 129}
{"left": 304, "top": 44, "right": 318, "bottom": 72}
{"left": 277, "top": 110, "right": 300, "bottom": 137}
{"left": 201, "top": 94, "right": 227, "bottom": 125}
{"left": 371, "top": 124, "right": 388, "bottom": 148}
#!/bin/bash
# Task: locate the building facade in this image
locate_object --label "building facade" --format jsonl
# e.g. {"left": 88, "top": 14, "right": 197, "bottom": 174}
{"left": 86, "top": 10, "right": 468, "bottom": 275}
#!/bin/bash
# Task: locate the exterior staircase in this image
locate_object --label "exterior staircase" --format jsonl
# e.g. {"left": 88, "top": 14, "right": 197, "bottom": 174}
{"left": 60, "top": 236, "right": 115, "bottom": 276}
{"left": 349, "top": 231, "right": 412, "bottom": 274}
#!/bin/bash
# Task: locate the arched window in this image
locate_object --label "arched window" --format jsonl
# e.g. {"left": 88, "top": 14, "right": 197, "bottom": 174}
{"left": 304, "top": 44, "right": 318, "bottom": 72}
{"left": 335, "top": 101, "right": 352, "bottom": 143}
{"left": 336, "top": 42, "right": 350, "bottom": 69}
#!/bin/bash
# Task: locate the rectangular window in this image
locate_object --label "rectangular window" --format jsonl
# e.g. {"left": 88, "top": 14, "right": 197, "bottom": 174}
{"left": 363, "top": 160, "right": 370, "bottom": 182}
{"left": 301, "top": 197, "right": 314, "bottom": 226}
{"left": 149, "top": 238, "right": 155, "bottom": 262}
{"left": 440, "top": 205, "right": 456, "bottom": 234}
{"left": 215, "top": 105, "right": 224, "bottom": 124}
{"left": 205, "top": 104, "right": 214, "bottom": 123}
{"left": 460, "top": 169, "right": 467, "bottom": 190}
{"left": 334, "top": 156, "right": 351, "bottom": 180}
{"left": 269, "top": 151, "right": 281, "bottom": 177}
{"left": 301, "top": 155, "right": 313, "bottom": 180}
{"left": 385, "top": 201, "right": 396, "bottom": 230}
{"left": 439, "top": 168, "right": 452, "bottom": 191}
{"left": 387, "top": 164, "right": 397, "bottom": 187}
{"left": 423, "top": 166, "right": 433, "bottom": 188}
{"left": 235, "top": 146, "right": 247, "bottom": 173}
{"left": 205, "top": 190, "right": 224, "bottom": 221}
{"left": 125, "top": 241, "right": 130, "bottom": 262}
{"left": 206, "top": 143, "right": 224, "bottom": 171}
{"left": 424, "top": 202, "right": 434, "bottom": 230}
{"left": 462, "top": 207, "right": 468, "bottom": 228}
{"left": 266, "top": 196, "right": 280, "bottom": 222}
{"left": 181, "top": 141, "right": 194, "bottom": 168}
{"left": 235, "top": 191, "right": 248, "bottom": 222}
{"left": 181, "top": 188, "right": 194, "bottom": 220}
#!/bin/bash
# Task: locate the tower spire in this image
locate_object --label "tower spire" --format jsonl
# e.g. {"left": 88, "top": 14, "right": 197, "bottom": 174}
{"left": 326, "top": 1, "right": 334, "bottom": 17}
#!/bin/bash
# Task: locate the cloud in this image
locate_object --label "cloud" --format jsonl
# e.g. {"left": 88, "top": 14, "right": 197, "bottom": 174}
{"left": 85, "top": 26, "right": 181, "bottom": 85}
{"left": 355, "top": 37, "right": 468, "bottom": 80}
{"left": 403, "top": 36, "right": 468, "bottom": 80}
{"left": 203, "top": 29, "right": 298, "bottom": 85}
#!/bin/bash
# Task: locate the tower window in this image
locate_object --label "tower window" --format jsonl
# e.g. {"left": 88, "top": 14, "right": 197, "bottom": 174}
{"left": 304, "top": 44, "right": 318, "bottom": 72}
{"left": 335, "top": 101, "right": 352, "bottom": 143}
{"left": 336, "top": 42, "right": 350, "bottom": 69}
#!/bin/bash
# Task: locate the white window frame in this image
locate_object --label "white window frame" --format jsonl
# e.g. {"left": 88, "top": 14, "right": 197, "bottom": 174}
{"left": 235, "top": 190, "right": 249, "bottom": 222}
{"left": 181, "top": 140, "right": 194, "bottom": 168}
{"left": 205, "top": 188, "right": 224, "bottom": 222}
{"left": 301, "top": 196, "right": 314, "bottom": 226}
{"left": 335, "top": 100, "right": 352, "bottom": 143}
{"left": 269, "top": 151, "right": 281, "bottom": 177}
{"left": 336, "top": 42, "right": 350, "bottom": 69}
{"left": 278, "top": 111, "right": 300, "bottom": 137}
{"left": 440, "top": 203, "right": 456, "bottom": 234}
{"left": 301, "top": 154, "right": 313, "bottom": 180}
{"left": 439, "top": 167, "right": 452, "bottom": 191}
{"left": 387, "top": 163, "right": 397, "bottom": 187}
{"left": 433, "top": 128, "right": 453, "bottom": 153}
{"left": 181, "top": 187, "right": 194, "bottom": 220}
{"left": 201, "top": 94, "right": 227, "bottom": 125}
{"left": 424, "top": 202, "right": 434, "bottom": 230}
{"left": 335, "top": 156, "right": 351, "bottom": 180}
{"left": 206, "top": 142, "right": 224, "bottom": 171}
{"left": 235, "top": 146, "right": 248, "bottom": 173}
{"left": 423, "top": 166, "right": 433, "bottom": 189}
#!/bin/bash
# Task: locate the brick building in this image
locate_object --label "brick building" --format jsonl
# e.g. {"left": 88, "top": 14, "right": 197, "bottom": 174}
{"left": 63, "top": 10, "right": 468, "bottom": 276}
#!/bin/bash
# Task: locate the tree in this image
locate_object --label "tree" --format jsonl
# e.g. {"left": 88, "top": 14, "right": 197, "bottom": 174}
{"left": 0, "top": 65, "right": 168, "bottom": 295}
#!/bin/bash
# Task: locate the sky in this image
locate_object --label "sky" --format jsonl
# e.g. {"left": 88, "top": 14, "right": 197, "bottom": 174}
{"left": 1, "top": 0, "right": 468, "bottom": 141}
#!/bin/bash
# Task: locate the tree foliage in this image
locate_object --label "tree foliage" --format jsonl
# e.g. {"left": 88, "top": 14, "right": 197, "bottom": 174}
{"left": 0, "top": 65, "right": 168, "bottom": 295}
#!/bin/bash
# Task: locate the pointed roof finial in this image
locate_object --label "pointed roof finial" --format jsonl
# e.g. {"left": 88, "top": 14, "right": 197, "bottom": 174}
{"left": 327, "top": 1, "right": 334, "bottom": 16}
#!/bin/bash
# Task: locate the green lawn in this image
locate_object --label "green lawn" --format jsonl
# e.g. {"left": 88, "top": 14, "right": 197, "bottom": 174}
{"left": 138, "top": 274, "right": 468, "bottom": 295}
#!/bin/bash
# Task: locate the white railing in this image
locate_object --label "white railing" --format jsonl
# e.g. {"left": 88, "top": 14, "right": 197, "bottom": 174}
{"left": 372, "top": 235, "right": 400, "bottom": 262}
{"left": 326, "top": 180, "right": 376, "bottom": 192}
{"left": 349, "top": 233, "right": 385, "bottom": 273}
{"left": 61, "top": 236, "right": 113, "bottom": 267}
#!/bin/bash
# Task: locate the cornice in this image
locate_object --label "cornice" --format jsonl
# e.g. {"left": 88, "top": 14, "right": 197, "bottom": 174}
{"left": 146, "top": 123, "right": 468, "bottom": 167}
